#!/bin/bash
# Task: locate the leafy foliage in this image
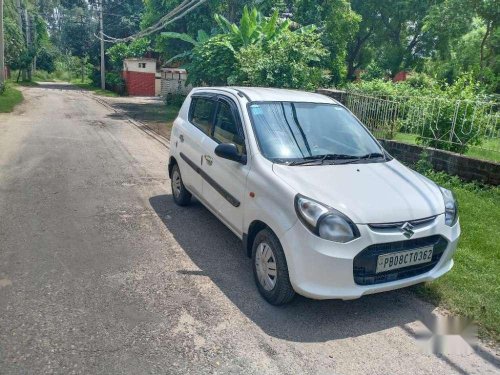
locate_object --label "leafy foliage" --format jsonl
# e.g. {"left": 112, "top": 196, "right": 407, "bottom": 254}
{"left": 107, "top": 38, "right": 151, "bottom": 71}
{"left": 214, "top": 6, "right": 290, "bottom": 46}
{"left": 294, "top": 0, "right": 361, "bottom": 85}
{"left": 348, "top": 74, "right": 494, "bottom": 153}
{"left": 234, "top": 29, "right": 327, "bottom": 89}
{"left": 186, "top": 34, "right": 238, "bottom": 86}
{"left": 182, "top": 7, "right": 327, "bottom": 89}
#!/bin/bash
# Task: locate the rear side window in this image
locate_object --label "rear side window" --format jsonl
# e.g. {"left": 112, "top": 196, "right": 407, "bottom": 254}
{"left": 190, "top": 97, "right": 215, "bottom": 135}
{"left": 213, "top": 101, "right": 245, "bottom": 153}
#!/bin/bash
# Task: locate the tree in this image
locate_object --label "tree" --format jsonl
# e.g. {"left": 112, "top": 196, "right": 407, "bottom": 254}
{"left": 293, "top": 0, "right": 361, "bottom": 84}
{"left": 160, "top": 6, "right": 291, "bottom": 65}
{"left": 0, "top": 0, "right": 5, "bottom": 88}
{"left": 184, "top": 7, "right": 327, "bottom": 89}
{"left": 235, "top": 27, "right": 327, "bottom": 89}
{"left": 107, "top": 37, "right": 151, "bottom": 71}
{"left": 346, "top": 0, "right": 381, "bottom": 80}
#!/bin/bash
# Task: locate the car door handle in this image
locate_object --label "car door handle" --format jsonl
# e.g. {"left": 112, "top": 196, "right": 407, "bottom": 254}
{"left": 204, "top": 155, "right": 213, "bottom": 165}
{"left": 179, "top": 134, "right": 184, "bottom": 142}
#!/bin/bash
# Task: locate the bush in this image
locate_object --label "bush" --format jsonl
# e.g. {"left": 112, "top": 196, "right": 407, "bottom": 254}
{"left": 347, "top": 74, "right": 492, "bottom": 153}
{"left": 234, "top": 30, "right": 328, "bottom": 90}
{"left": 185, "top": 26, "right": 327, "bottom": 90}
{"left": 404, "top": 72, "right": 439, "bottom": 90}
{"left": 107, "top": 38, "right": 151, "bottom": 71}
{"left": 105, "top": 72, "right": 126, "bottom": 95}
{"left": 164, "top": 93, "right": 186, "bottom": 106}
{"left": 186, "top": 34, "right": 239, "bottom": 86}
{"left": 36, "top": 46, "right": 58, "bottom": 73}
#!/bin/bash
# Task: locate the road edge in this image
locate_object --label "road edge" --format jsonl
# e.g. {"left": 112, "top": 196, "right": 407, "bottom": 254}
{"left": 82, "top": 91, "right": 170, "bottom": 150}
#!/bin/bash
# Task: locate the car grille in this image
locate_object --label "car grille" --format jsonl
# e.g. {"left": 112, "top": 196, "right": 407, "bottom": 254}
{"left": 368, "top": 216, "right": 436, "bottom": 230}
{"left": 353, "top": 235, "right": 448, "bottom": 286}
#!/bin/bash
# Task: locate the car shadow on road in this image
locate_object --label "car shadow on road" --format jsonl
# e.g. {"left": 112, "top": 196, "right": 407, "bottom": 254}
{"left": 150, "top": 194, "right": 437, "bottom": 343}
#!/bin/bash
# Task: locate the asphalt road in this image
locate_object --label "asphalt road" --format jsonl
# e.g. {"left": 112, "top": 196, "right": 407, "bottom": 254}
{"left": 0, "top": 83, "right": 498, "bottom": 374}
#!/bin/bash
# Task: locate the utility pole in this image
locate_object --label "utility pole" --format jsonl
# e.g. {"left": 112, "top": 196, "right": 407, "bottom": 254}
{"left": 24, "top": 8, "right": 32, "bottom": 80}
{"left": 99, "top": 0, "right": 105, "bottom": 90}
{"left": 32, "top": 13, "right": 36, "bottom": 73}
{"left": 0, "top": 0, "right": 5, "bottom": 87}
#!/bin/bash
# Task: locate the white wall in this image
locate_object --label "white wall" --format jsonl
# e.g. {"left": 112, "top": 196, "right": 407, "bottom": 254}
{"left": 123, "top": 59, "right": 157, "bottom": 74}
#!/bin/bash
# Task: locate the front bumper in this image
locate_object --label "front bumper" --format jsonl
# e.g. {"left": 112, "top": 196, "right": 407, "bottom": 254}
{"left": 279, "top": 214, "right": 460, "bottom": 300}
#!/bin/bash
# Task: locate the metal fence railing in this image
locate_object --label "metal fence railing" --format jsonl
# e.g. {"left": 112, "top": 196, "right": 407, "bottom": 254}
{"left": 341, "top": 91, "right": 500, "bottom": 161}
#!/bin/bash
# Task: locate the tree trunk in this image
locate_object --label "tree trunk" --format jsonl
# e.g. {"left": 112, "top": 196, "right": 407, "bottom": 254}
{"left": 479, "top": 20, "right": 492, "bottom": 70}
{"left": 346, "top": 28, "right": 373, "bottom": 81}
{"left": 0, "top": 0, "right": 5, "bottom": 87}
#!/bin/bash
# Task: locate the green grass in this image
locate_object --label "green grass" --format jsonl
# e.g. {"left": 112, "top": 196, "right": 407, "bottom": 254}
{"left": 70, "top": 78, "right": 119, "bottom": 97}
{"left": 107, "top": 100, "right": 180, "bottom": 139}
{"left": 393, "top": 133, "right": 500, "bottom": 163}
{"left": 411, "top": 172, "right": 500, "bottom": 340}
{"left": 0, "top": 83, "right": 24, "bottom": 113}
{"left": 466, "top": 139, "right": 500, "bottom": 163}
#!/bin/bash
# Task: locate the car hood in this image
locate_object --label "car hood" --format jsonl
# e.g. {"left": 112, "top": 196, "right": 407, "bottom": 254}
{"left": 272, "top": 160, "right": 444, "bottom": 224}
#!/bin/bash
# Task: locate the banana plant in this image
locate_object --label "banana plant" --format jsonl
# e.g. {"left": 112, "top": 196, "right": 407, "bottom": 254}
{"left": 214, "top": 6, "right": 290, "bottom": 47}
{"left": 160, "top": 30, "right": 210, "bottom": 64}
{"left": 161, "top": 7, "right": 292, "bottom": 64}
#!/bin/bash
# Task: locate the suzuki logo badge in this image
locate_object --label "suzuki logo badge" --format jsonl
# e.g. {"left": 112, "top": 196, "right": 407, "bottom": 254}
{"left": 400, "top": 222, "right": 415, "bottom": 238}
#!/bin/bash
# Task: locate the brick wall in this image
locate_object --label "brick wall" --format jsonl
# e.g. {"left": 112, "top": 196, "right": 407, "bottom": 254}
{"left": 380, "top": 140, "right": 500, "bottom": 186}
{"left": 316, "top": 88, "right": 347, "bottom": 104}
{"left": 123, "top": 71, "right": 155, "bottom": 96}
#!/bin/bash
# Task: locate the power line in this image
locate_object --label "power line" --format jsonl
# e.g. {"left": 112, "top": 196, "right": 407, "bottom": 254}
{"left": 101, "top": 0, "right": 209, "bottom": 43}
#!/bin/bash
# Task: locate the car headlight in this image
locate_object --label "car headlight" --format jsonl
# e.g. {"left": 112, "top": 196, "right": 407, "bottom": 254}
{"left": 294, "top": 194, "right": 359, "bottom": 243}
{"left": 439, "top": 187, "right": 458, "bottom": 226}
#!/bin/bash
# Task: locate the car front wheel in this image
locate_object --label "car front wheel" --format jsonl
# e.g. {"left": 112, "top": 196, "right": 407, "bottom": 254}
{"left": 252, "top": 228, "right": 295, "bottom": 305}
{"left": 171, "top": 164, "right": 192, "bottom": 206}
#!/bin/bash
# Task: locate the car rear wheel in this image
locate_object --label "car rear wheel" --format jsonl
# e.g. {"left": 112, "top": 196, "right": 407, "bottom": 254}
{"left": 252, "top": 228, "right": 295, "bottom": 305}
{"left": 171, "top": 164, "right": 192, "bottom": 206}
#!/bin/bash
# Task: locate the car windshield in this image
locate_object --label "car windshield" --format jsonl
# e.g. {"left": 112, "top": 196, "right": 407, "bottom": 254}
{"left": 249, "top": 102, "right": 385, "bottom": 164}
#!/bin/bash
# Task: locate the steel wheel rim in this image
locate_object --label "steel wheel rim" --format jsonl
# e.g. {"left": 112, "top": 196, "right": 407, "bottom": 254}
{"left": 255, "top": 242, "right": 277, "bottom": 291}
{"left": 172, "top": 170, "right": 182, "bottom": 198}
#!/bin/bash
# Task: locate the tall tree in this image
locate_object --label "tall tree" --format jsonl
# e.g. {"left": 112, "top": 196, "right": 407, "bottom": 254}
{"left": 0, "top": 0, "right": 5, "bottom": 87}
{"left": 346, "top": 0, "right": 381, "bottom": 79}
{"left": 293, "top": 0, "right": 361, "bottom": 84}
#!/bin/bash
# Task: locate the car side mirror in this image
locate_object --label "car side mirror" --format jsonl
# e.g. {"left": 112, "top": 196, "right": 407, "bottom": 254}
{"left": 215, "top": 143, "right": 246, "bottom": 164}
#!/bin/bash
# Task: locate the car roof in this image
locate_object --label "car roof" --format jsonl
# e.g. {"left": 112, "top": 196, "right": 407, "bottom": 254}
{"left": 191, "top": 86, "right": 337, "bottom": 104}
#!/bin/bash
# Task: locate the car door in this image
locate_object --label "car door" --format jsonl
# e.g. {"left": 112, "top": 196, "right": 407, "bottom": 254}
{"left": 199, "top": 96, "right": 249, "bottom": 237}
{"left": 176, "top": 94, "right": 216, "bottom": 198}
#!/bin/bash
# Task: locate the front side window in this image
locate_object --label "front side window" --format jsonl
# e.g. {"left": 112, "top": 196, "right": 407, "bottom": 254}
{"left": 249, "top": 102, "right": 385, "bottom": 164}
{"left": 190, "top": 97, "right": 215, "bottom": 135}
{"left": 213, "top": 101, "right": 245, "bottom": 153}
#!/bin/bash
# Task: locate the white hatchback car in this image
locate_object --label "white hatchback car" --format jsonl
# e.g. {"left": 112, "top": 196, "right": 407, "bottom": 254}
{"left": 168, "top": 87, "right": 460, "bottom": 305}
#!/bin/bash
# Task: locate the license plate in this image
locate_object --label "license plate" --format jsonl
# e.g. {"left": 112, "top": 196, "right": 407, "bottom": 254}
{"left": 376, "top": 246, "right": 434, "bottom": 274}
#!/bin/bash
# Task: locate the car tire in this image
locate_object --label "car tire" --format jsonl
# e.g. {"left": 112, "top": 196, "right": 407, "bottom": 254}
{"left": 252, "top": 228, "right": 295, "bottom": 305}
{"left": 171, "top": 164, "right": 192, "bottom": 206}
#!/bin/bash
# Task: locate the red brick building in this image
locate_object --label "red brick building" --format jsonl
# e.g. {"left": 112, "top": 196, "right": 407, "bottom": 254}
{"left": 122, "top": 58, "right": 157, "bottom": 96}
{"left": 393, "top": 71, "right": 409, "bottom": 82}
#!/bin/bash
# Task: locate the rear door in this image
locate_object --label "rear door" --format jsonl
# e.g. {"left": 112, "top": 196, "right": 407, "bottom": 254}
{"left": 176, "top": 94, "right": 216, "bottom": 197}
{"left": 199, "top": 95, "right": 249, "bottom": 236}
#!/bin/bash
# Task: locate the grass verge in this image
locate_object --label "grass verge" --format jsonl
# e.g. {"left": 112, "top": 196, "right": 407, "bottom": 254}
{"left": 0, "top": 83, "right": 24, "bottom": 113}
{"left": 106, "top": 99, "right": 180, "bottom": 140}
{"left": 70, "top": 78, "right": 119, "bottom": 97}
{"left": 393, "top": 133, "right": 500, "bottom": 163}
{"left": 138, "top": 103, "right": 180, "bottom": 139}
{"left": 411, "top": 171, "right": 500, "bottom": 341}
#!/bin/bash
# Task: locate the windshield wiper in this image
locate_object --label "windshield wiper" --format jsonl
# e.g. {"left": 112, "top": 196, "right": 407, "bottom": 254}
{"left": 288, "top": 154, "right": 359, "bottom": 166}
{"left": 288, "top": 152, "right": 386, "bottom": 166}
{"left": 342, "top": 152, "right": 386, "bottom": 164}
